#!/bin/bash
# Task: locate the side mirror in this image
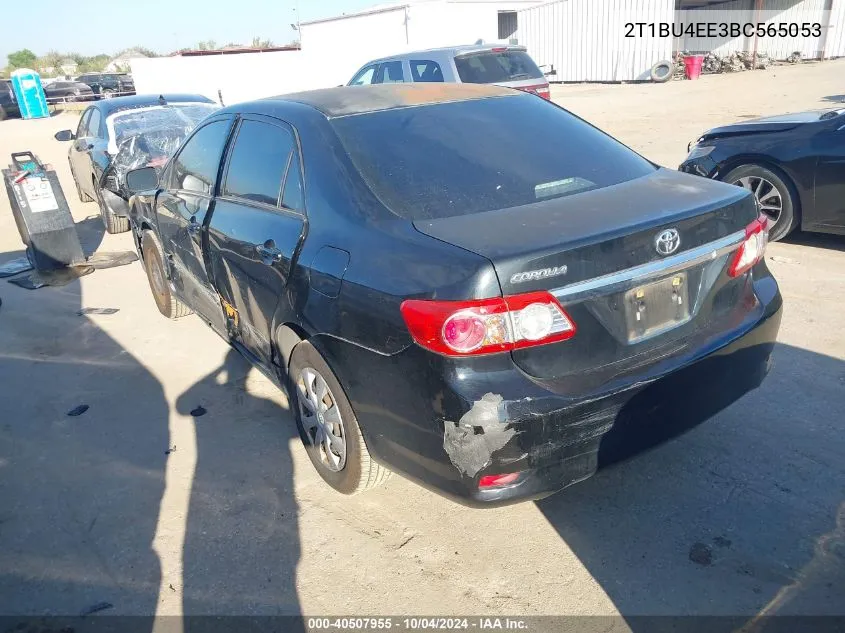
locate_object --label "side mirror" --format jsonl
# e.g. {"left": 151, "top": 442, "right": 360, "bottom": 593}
{"left": 126, "top": 166, "right": 159, "bottom": 193}
{"left": 54, "top": 130, "right": 75, "bottom": 141}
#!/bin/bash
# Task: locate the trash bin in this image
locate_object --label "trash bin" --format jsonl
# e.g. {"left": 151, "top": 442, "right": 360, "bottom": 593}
{"left": 10, "top": 69, "right": 49, "bottom": 119}
{"left": 684, "top": 55, "right": 705, "bottom": 80}
{"left": 2, "top": 151, "right": 84, "bottom": 270}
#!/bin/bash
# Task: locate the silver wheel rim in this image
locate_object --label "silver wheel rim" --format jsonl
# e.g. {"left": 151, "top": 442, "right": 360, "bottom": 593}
{"left": 297, "top": 367, "right": 347, "bottom": 471}
{"left": 733, "top": 175, "right": 783, "bottom": 225}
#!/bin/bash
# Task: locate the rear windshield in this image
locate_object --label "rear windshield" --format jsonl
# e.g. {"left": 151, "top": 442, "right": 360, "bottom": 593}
{"left": 454, "top": 50, "right": 543, "bottom": 84}
{"left": 332, "top": 94, "right": 655, "bottom": 220}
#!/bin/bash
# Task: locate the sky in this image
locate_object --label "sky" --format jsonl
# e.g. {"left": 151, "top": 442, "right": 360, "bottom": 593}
{"left": 0, "top": 0, "right": 377, "bottom": 65}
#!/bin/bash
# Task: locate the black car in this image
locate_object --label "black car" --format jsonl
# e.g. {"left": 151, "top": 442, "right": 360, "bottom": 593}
{"left": 680, "top": 108, "right": 845, "bottom": 241}
{"left": 54, "top": 93, "right": 218, "bottom": 233}
{"left": 76, "top": 72, "right": 136, "bottom": 98}
{"left": 43, "top": 80, "right": 95, "bottom": 103}
{"left": 125, "top": 84, "right": 782, "bottom": 507}
{"left": 0, "top": 79, "right": 20, "bottom": 120}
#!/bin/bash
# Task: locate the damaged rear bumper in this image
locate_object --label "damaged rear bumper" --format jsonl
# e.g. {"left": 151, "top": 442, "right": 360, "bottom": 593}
{"left": 314, "top": 273, "right": 782, "bottom": 507}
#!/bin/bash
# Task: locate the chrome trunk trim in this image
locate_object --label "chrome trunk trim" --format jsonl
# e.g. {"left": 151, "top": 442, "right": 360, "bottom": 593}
{"left": 551, "top": 230, "right": 746, "bottom": 303}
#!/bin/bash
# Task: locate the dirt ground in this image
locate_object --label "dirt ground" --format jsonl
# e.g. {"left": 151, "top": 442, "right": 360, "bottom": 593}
{"left": 0, "top": 60, "right": 843, "bottom": 625}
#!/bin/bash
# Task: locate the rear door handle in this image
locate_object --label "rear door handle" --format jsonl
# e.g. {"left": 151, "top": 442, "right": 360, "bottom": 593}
{"left": 256, "top": 243, "right": 283, "bottom": 263}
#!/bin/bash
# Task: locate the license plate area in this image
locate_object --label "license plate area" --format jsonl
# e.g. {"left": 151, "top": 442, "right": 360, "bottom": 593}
{"left": 624, "top": 273, "right": 691, "bottom": 343}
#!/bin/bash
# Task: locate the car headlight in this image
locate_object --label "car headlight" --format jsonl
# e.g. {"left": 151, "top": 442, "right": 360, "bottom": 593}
{"left": 686, "top": 144, "right": 715, "bottom": 161}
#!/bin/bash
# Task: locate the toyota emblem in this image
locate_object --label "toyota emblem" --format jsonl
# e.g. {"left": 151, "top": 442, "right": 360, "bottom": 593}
{"left": 655, "top": 228, "right": 681, "bottom": 256}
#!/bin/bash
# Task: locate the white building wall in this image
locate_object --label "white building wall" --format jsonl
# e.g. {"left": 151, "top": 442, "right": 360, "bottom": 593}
{"left": 408, "top": 1, "right": 542, "bottom": 48}
{"left": 677, "top": 0, "right": 834, "bottom": 59}
{"left": 131, "top": 51, "right": 324, "bottom": 106}
{"left": 824, "top": 0, "right": 845, "bottom": 57}
{"left": 517, "top": 0, "right": 674, "bottom": 82}
{"left": 300, "top": 6, "right": 413, "bottom": 82}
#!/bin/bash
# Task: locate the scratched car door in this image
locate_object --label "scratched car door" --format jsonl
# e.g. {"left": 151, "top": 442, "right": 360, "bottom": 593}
{"left": 155, "top": 116, "right": 235, "bottom": 333}
{"left": 207, "top": 115, "right": 306, "bottom": 366}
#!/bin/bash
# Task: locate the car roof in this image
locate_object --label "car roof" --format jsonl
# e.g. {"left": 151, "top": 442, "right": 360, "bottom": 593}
{"left": 259, "top": 83, "right": 517, "bottom": 118}
{"left": 366, "top": 44, "right": 528, "bottom": 64}
{"left": 91, "top": 93, "right": 214, "bottom": 117}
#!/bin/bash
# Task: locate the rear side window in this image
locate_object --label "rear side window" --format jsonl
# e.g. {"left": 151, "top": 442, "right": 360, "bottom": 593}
{"left": 376, "top": 61, "right": 405, "bottom": 84}
{"left": 410, "top": 60, "right": 444, "bottom": 83}
{"left": 332, "top": 94, "right": 655, "bottom": 220}
{"left": 172, "top": 119, "right": 232, "bottom": 194}
{"left": 454, "top": 50, "right": 543, "bottom": 84}
{"left": 282, "top": 152, "right": 304, "bottom": 212}
{"left": 349, "top": 65, "right": 378, "bottom": 86}
{"left": 224, "top": 120, "right": 294, "bottom": 206}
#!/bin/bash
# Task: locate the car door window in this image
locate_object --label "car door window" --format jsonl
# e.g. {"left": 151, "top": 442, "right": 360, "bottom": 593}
{"left": 86, "top": 109, "right": 102, "bottom": 138}
{"left": 376, "top": 60, "right": 405, "bottom": 84}
{"left": 171, "top": 119, "right": 232, "bottom": 195}
{"left": 349, "top": 64, "right": 378, "bottom": 86}
{"left": 410, "top": 60, "right": 444, "bottom": 82}
{"left": 76, "top": 109, "right": 92, "bottom": 137}
{"left": 223, "top": 120, "right": 294, "bottom": 206}
{"left": 281, "top": 151, "right": 304, "bottom": 212}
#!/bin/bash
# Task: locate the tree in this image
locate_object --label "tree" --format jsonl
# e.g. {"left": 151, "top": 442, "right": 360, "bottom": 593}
{"left": 7, "top": 49, "right": 37, "bottom": 70}
{"left": 196, "top": 40, "right": 217, "bottom": 51}
{"left": 251, "top": 37, "right": 275, "bottom": 49}
{"left": 36, "top": 50, "right": 64, "bottom": 76}
{"left": 77, "top": 54, "right": 110, "bottom": 73}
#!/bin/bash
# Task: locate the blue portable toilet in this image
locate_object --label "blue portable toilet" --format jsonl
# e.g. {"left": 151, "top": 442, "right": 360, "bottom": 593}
{"left": 10, "top": 69, "right": 49, "bottom": 119}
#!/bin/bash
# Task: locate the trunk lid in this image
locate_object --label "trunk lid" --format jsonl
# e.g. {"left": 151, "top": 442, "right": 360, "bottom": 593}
{"left": 413, "top": 169, "right": 759, "bottom": 387}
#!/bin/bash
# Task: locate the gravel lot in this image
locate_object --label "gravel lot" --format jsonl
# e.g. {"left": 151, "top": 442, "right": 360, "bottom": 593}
{"left": 1, "top": 60, "right": 843, "bottom": 624}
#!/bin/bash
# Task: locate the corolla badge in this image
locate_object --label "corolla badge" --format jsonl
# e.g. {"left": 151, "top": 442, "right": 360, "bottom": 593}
{"left": 655, "top": 228, "right": 681, "bottom": 256}
{"left": 510, "top": 265, "right": 568, "bottom": 284}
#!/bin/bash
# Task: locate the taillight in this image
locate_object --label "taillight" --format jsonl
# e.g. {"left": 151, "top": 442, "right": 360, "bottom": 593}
{"left": 400, "top": 291, "right": 576, "bottom": 356}
{"left": 728, "top": 215, "right": 769, "bottom": 278}
{"left": 517, "top": 84, "right": 551, "bottom": 100}
{"left": 478, "top": 472, "right": 521, "bottom": 489}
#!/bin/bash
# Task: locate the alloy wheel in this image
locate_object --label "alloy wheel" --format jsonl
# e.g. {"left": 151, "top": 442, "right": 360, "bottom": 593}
{"left": 733, "top": 175, "right": 783, "bottom": 225}
{"left": 296, "top": 367, "right": 347, "bottom": 472}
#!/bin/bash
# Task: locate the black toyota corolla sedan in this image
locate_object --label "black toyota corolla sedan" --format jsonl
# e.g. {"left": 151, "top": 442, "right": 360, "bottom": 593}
{"left": 680, "top": 107, "right": 845, "bottom": 242}
{"left": 125, "top": 84, "right": 782, "bottom": 507}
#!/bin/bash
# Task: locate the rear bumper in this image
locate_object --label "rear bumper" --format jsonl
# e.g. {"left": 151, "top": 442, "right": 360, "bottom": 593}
{"left": 315, "top": 271, "right": 782, "bottom": 507}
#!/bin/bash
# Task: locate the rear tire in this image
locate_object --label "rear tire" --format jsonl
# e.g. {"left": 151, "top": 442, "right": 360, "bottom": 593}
{"left": 95, "top": 180, "right": 130, "bottom": 234}
{"left": 722, "top": 164, "right": 798, "bottom": 242}
{"left": 141, "top": 231, "right": 193, "bottom": 319}
{"left": 289, "top": 341, "right": 391, "bottom": 495}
